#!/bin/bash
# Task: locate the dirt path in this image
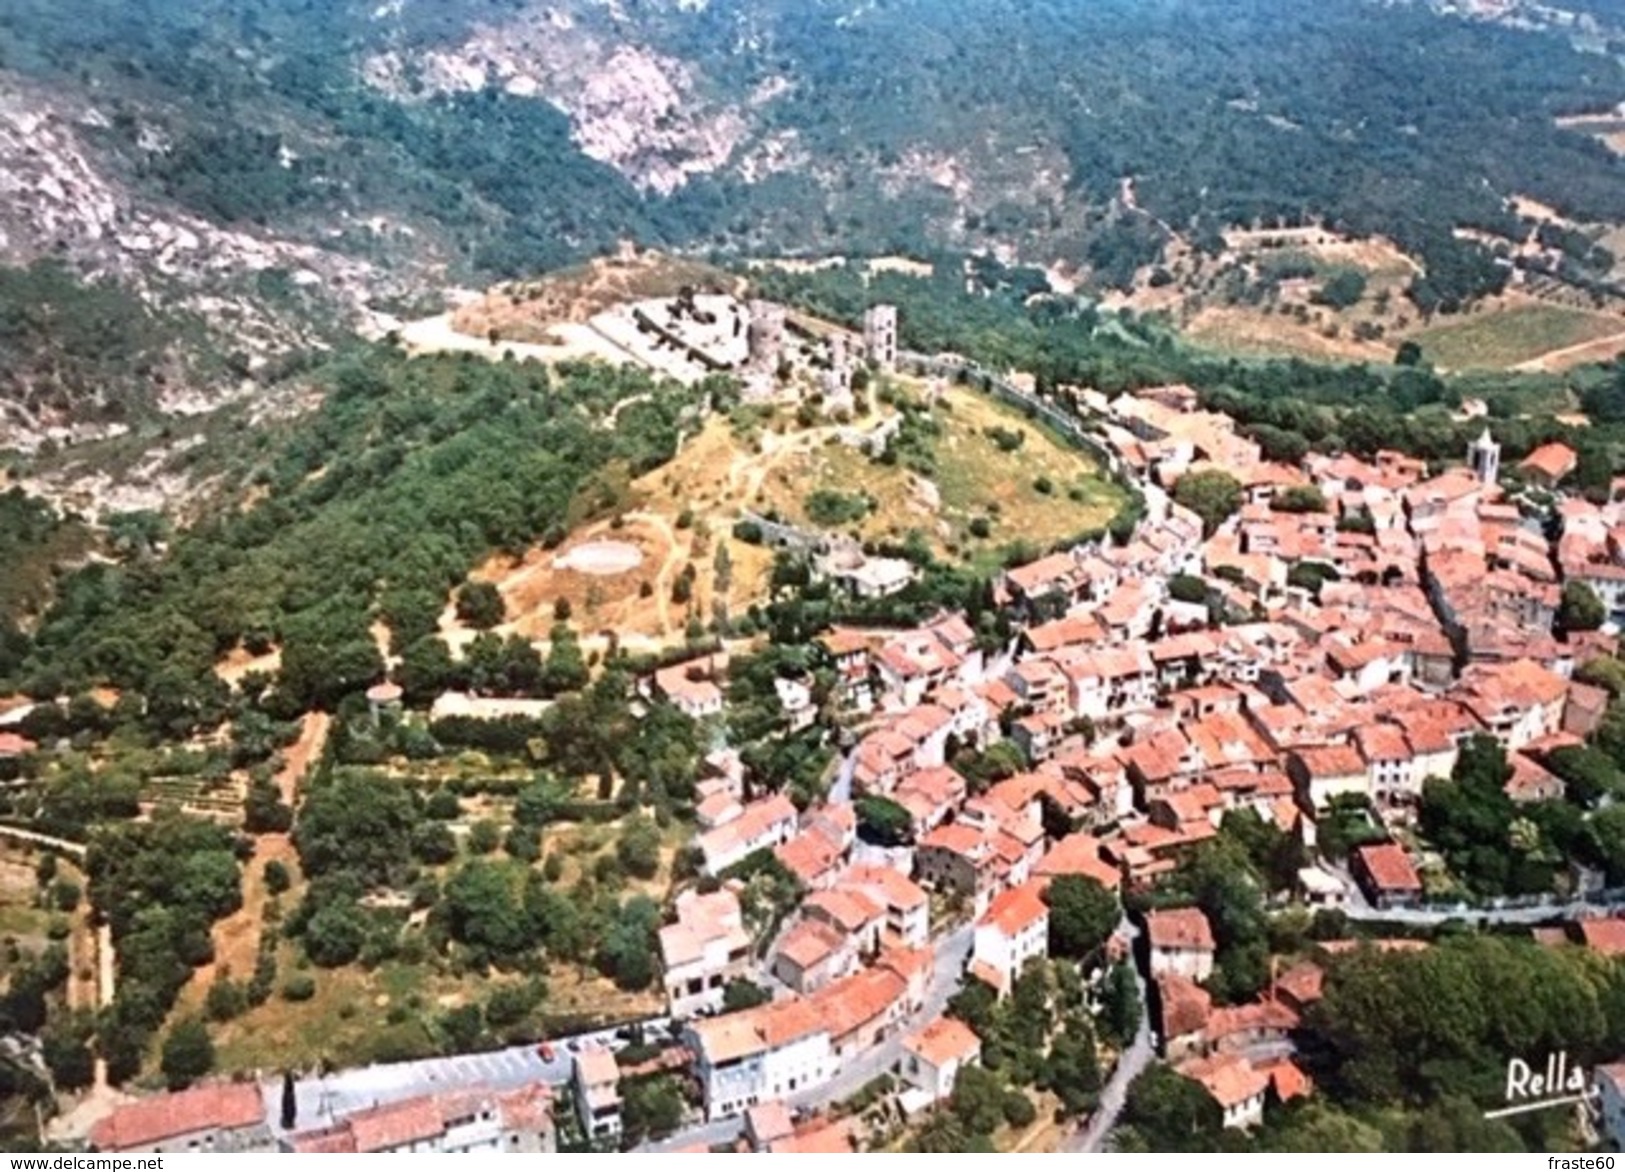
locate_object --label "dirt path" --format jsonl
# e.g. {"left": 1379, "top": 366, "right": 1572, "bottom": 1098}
{"left": 623, "top": 510, "right": 684, "bottom": 636}
{"left": 177, "top": 713, "right": 329, "bottom": 1011}
{"left": 275, "top": 712, "right": 330, "bottom": 807}
{"left": 1510, "top": 327, "right": 1625, "bottom": 373}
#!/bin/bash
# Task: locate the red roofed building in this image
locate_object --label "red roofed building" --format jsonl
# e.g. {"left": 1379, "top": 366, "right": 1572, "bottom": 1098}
{"left": 914, "top": 822, "right": 998, "bottom": 911}
{"left": 901, "top": 1016, "right": 982, "bottom": 1103}
{"left": 91, "top": 1083, "right": 269, "bottom": 1153}
{"left": 1035, "top": 832, "right": 1122, "bottom": 892}
{"left": 1146, "top": 907, "right": 1216, "bottom": 981}
{"left": 971, "top": 881, "right": 1050, "bottom": 996}
{"left": 1205, "top": 999, "right": 1299, "bottom": 1056}
{"left": 1350, "top": 842, "right": 1424, "bottom": 909}
{"left": 1288, "top": 744, "right": 1370, "bottom": 811}
{"left": 286, "top": 1084, "right": 557, "bottom": 1155}
{"left": 1259, "top": 1057, "right": 1314, "bottom": 1106}
{"left": 1270, "top": 961, "right": 1325, "bottom": 1014}
{"left": 1519, "top": 442, "right": 1578, "bottom": 486}
{"left": 1177, "top": 1053, "right": 1271, "bottom": 1129}
{"left": 809, "top": 966, "right": 908, "bottom": 1059}
{"left": 1156, "top": 972, "right": 1213, "bottom": 1060}
{"left": 1579, "top": 917, "right": 1625, "bottom": 956}
{"left": 771, "top": 919, "right": 855, "bottom": 994}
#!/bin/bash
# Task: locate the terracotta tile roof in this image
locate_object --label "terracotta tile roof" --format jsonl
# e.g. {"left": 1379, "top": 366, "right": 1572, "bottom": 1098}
{"left": 877, "top": 942, "right": 934, "bottom": 984}
{"left": 1034, "top": 833, "right": 1120, "bottom": 890}
{"left": 287, "top": 1124, "right": 357, "bottom": 1154}
{"left": 809, "top": 967, "right": 905, "bottom": 1039}
{"left": 1157, "top": 972, "right": 1212, "bottom": 1039}
{"left": 1580, "top": 917, "right": 1625, "bottom": 956}
{"left": 91, "top": 1083, "right": 266, "bottom": 1151}
{"left": 1005, "top": 551, "right": 1081, "bottom": 596}
{"left": 777, "top": 919, "right": 846, "bottom": 970}
{"left": 1259, "top": 1057, "right": 1313, "bottom": 1103}
{"left": 806, "top": 887, "right": 885, "bottom": 934}
{"left": 981, "top": 881, "right": 1049, "bottom": 937}
{"left": 1507, "top": 753, "right": 1564, "bottom": 803}
{"left": 1519, "top": 442, "right": 1577, "bottom": 482}
{"left": 660, "top": 889, "right": 750, "bottom": 969}
{"left": 769, "top": 1120, "right": 855, "bottom": 1154}
{"left": 1205, "top": 998, "right": 1299, "bottom": 1043}
{"left": 903, "top": 1015, "right": 982, "bottom": 1068}
{"left": 746, "top": 1102, "right": 795, "bottom": 1147}
{"left": 757, "top": 998, "right": 828, "bottom": 1049}
{"left": 1146, "top": 906, "right": 1216, "bottom": 953}
{"left": 1353, "top": 722, "right": 1411, "bottom": 763}
{"left": 575, "top": 1046, "right": 620, "bottom": 1088}
{"left": 1272, "top": 961, "right": 1324, "bottom": 1008}
{"left": 775, "top": 831, "right": 842, "bottom": 886}
{"left": 1353, "top": 842, "right": 1422, "bottom": 894}
{"left": 968, "top": 958, "right": 1011, "bottom": 995}
{"left": 919, "top": 822, "right": 986, "bottom": 858}
{"left": 818, "top": 628, "right": 873, "bottom": 658}
{"left": 1025, "top": 614, "right": 1108, "bottom": 653}
{"left": 0, "top": 732, "right": 36, "bottom": 756}
{"left": 1178, "top": 1053, "right": 1271, "bottom": 1110}
{"left": 1293, "top": 744, "right": 1367, "bottom": 780}
{"left": 845, "top": 863, "right": 929, "bottom": 911}
{"left": 334, "top": 1095, "right": 447, "bottom": 1154}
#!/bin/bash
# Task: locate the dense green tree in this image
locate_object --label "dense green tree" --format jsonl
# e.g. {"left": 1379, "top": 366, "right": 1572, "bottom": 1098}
{"left": 455, "top": 581, "right": 505, "bottom": 630}
{"left": 1116, "top": 1064, "right": 1223, "bottom": 1152}
{"left": 304, "top": 900, "right": 367, "bottom": 967}
{"left": 1044, "top": 876, "right": 1119, "bottom": 963}
{"left": 722, "top": 978, "right": 771, "bottom": 1013}
{"left": 1173, "top": 470, "right": 1243, "bottom": 537}
{"left": 1270, "top": 485, "right": 1327, "bottom": 514}
{"left": 948, "top": 1064, "right": 1008, "bottom": 1138}
{"left": 622, "top": 1075, "right": 686, "bottom": 1146}
{"left": 442, "top": 861, "right": 527, "bottom": 962}
{"left": 856, "top": 795, "right": 914, "bottom": 847}
{"left": 294, "top": 771, "right": 418, "bottom": 887}
{"left": 1100, "top": 960, "right": 1143, "bottom": 1048}
{"left": 160, "top": 1018, "right": 215, "bottom": 1090}
{"left": 1044, "top": 1018, "right": 1104, "bottom": 1115}
{"left": 1167, "top": 574, "right": 1209, "bottom": 605}
{"left": 597, "top": 896, "right": 661, "bottom": 990}
{"left": 1420, "top": 735, "right": 1530, "bottom": 896}
{"left": 1559, "top": 580, "right": 1607, "bottom": 633}
{"left": 616, "top": 816, "right": 663, "bottom": 880}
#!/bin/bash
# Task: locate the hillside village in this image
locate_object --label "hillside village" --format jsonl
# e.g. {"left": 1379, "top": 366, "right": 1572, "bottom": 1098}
{"left": 51, "top": 288, "right": 1625, "bottom": 1154}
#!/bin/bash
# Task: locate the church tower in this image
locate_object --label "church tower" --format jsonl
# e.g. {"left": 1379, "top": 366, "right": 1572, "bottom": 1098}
{"left": 1468, "top": 428, "right": 1500, "bottom": 486}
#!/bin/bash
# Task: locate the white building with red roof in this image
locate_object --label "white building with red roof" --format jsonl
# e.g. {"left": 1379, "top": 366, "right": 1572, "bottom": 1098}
{"left": 659, "top": 888, "right": 755, "bottom": 1018}
{"left": 970, "top": 881, "right": 1049, "bottom": 995}
{"left": 1145, "top": 906, "right": 1216, "bottom": 982}
{"left": 91, "top": 1083, "right": 269, "bottom": 1153}
{"left": 900, "top": 1016, "right": 983, "bottom": 1105}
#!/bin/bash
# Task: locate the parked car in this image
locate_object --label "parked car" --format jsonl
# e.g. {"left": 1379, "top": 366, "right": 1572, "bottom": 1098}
{"left": 537, "top": 1043, "right": 556, "bottom": 1062}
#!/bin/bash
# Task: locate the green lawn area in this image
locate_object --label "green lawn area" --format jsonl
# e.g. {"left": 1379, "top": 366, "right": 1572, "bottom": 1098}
{"left": 1412, "top": 302, "right": 1625, "bottom": 370}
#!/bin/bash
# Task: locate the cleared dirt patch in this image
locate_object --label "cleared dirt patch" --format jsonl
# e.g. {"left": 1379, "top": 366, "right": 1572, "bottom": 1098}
{"left": 552, "top": 540, "right": 645, "bottom": 576}
{"left": 214, "top": 644, "right": 281, "bottom": 689}
{"left": 451, "top": 251, "right": 741, "bottom": 343}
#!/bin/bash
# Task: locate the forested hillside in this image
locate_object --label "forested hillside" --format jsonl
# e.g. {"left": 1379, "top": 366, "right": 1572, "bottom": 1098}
{"left": 3, "top": 0, "right": 1624, "bottom": 283}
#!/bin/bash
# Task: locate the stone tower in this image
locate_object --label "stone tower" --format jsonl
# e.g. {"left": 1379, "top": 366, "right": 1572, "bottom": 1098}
{"left": 746, "top": 300, "right": 786, "bottom": 372}
{"left": 863, "top": 304, "right": 898, "bottom": 370}
{"left": 1468, "top": 428, "right": 1500, "bottom": 487}
{"left": 826, "top": 332, "right": 852, "bottom": 392}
